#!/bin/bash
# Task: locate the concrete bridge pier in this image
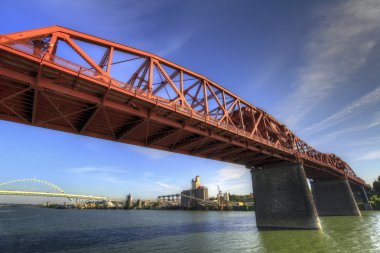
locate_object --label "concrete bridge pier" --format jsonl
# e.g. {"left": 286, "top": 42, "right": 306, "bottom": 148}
{"left": 249, "top": 162, "right": 321, "bottom": 230}
{"left": 350, "top": 184, "right": 372, "bottom": 211}
{"left": 311, "top": 179, "right": 361, "bottom": 216}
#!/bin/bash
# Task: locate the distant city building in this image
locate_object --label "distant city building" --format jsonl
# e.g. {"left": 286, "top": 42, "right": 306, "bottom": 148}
{"left": 195, "top": 187, "right": 208, "bottom": 200}
{"left": 125, "top": 193, "right": 133, "bottom": 209}
{"left": 224, "top": 192, "right": 230, "bottom": 202}
{"left": 105, "top": 200, "right": 114, "bottom": 208}
{"left": 181, "top": 189, "right": 192, "bottom": 208}
{"left": 191, "top": 175, "right": 201, "bottom": 190}
{"left": 137, "top": 199, "right": 142, "bottom": 209}
{"left": 181, "top": 175, "right": 208, "bottom": 208}
{"left": 141, "top": 200, "right": 150, "bottom": 208}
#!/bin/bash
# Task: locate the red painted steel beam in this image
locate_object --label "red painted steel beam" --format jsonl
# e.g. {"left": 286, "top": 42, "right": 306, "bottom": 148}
{"left": 0, "top": 26, "right": 367, "bottom": 187}
{"left": 0, "top": 62, "right": 355, "bottom": 182}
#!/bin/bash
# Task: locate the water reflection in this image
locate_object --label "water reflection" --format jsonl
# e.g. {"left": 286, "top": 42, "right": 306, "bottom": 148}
{"left": 257, "top": 212, "right": 380, "bottom": 252}
{"left": 0, "top": 207, "right": 379, "bottom": 253}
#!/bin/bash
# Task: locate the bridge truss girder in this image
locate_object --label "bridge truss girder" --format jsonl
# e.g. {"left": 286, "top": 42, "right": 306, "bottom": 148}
{"left": 0, "top": 26, "right": 366, "bottom": 187}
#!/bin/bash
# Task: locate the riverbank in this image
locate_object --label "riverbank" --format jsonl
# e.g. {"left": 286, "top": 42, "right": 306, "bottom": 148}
{"left": 39, "top": 204, "right": 254, "bottom": 211}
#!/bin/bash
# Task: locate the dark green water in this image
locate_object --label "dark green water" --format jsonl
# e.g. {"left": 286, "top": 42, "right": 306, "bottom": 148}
{"left": 0, "top": 206, "right": 379, "bottom": 252}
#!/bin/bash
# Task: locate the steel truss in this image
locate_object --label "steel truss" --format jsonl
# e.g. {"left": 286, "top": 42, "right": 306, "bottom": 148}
{"left": 0, "top": 26, "right": 366, "bottom": 187}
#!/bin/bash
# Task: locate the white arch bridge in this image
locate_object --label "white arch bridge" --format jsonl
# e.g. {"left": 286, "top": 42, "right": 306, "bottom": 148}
{"left": 0, "top": 179, "right": 113, "bottom": 206}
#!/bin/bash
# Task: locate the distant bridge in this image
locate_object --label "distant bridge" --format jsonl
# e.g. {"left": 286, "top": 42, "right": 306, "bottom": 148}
{"left": 0, "top": 178, "right": 108, "bottom": 203}
{"left": 0, "top": 190, "right": 106, "bottom": 201}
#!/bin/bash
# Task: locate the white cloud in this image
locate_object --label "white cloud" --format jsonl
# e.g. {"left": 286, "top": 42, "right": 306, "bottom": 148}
{"left": 41, "top": 0, "right": 167, "bottom": 34}
{"left": 67, "top": 166, "right": 127, "bottom": 174}
{"left": 279, "top": 0, "right": 380, "bottom": 128}
{"left": 66, "top": 166, "right": 133, "bottom": 185}
{"left": 305, "top": 86, "right": 380, "bottom": 134}
{"left": 218, "top": 165, "right": 248, "bottom": 182}
{"left": 350, "top": 136, "right": 380, "bottom": 147}
{"left": 157, "top": 30, "right": 196, "bottom": 56}
{"left": 308, "top": 110, "right": 380, "bottom": 147}
{"left": 133, "top": 146, "right": 171, "bottom": 160}
{"left": 154, "top": 181, "right": 180, "bottom": 190}
{"left": 205, "top": 164, "right": 251, "bottom": 196}
{"left": 357, "top": 150, "right": 380, "bottom": 161}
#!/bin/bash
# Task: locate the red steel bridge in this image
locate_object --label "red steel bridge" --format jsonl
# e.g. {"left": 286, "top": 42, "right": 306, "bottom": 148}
{"left": 0, "top": 26, "right": 366, "bottom": 187}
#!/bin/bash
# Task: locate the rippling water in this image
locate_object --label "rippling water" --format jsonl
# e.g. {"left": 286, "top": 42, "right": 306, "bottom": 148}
{"left": 0, "top": 206, "right": 379, "bottom": 252}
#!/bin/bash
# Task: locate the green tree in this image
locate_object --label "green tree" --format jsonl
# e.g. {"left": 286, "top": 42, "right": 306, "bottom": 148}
{"left": 373, "top": 176, "right": 380, "bottom": 193}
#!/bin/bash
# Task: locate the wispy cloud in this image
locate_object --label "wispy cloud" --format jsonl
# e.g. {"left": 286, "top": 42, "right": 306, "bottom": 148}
{"left": 205, "top": 165, "right": 251, "bottom": 196}
{"left": 305, "top": 86, "right": 380, "bottom": 134}
{"left": 154, "top": 181, "right": 180, "bottom": 190}
{"left": 41, "top": 0, "right": 168, "bottom": 34}
{"left": 218, "top": 165, "right": 248, "bottom": 182}
{"left": 67, "top": 166, "right": 127, "bottom": 174}
{"left": 133, "top": 147, "right": 171, "bottom": 160}
{"left": 279, "top": 0, "right": 380, "bottom": 128}
{"left": 66, "top": 166, "right": 133, "bottom": 185}
{"left": 308, "top": 110, "right": 380, "bottom": 146}
{"left": 350, "top": 135, "right": 380, "bottom": 147}
{"left": 157, "top": 30, "right": 196, "bottom": 57}
{"left": 357, "top": 150, "right": 380, "bottom": 161}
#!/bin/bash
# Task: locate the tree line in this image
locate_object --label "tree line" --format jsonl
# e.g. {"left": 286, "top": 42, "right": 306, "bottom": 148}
{"left": 369, "top": 176, "right": 380, "bottom": 210}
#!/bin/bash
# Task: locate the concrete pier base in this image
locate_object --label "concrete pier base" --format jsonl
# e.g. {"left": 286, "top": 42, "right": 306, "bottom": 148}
{"left": 351, "top": 184, "right": 373, "bottom": 211}
{"left": 364, "top": 203, "right": 373, "bottom": 211}
{"left": 311, "top": 179, "right": 361, "bottom": 216}
{"left": 359, "top": 186, "right": 373, "bottom": 211}
{"left": 250, "top": 162, "right": 321, "bottom": 230}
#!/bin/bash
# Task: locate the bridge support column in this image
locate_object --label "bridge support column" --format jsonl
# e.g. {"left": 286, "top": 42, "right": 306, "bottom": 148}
{"left": 311, "top": 179, "right": 361, "bottom": 216}
{"left": 249, "top": 162, "right": 321, "bottom": 230}
{"left": 350, "top": 183, "right": 372, "bottom": 211}
{"left": 359, "top": 186, "right": 373, "bottom": 211}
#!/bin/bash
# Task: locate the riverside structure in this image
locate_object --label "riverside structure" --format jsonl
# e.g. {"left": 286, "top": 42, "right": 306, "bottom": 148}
{"left": 181, "top": 175, "right": 209, "bottom": 208}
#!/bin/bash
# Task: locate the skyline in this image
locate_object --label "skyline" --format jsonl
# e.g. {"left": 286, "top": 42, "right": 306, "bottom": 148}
{"left": 1, "top": 0, "right": 380, "bottom": 201}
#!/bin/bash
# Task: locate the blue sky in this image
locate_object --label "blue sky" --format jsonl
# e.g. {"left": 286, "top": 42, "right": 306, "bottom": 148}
{"left": 1, "top": 0, "right": 380, "bottom": 201}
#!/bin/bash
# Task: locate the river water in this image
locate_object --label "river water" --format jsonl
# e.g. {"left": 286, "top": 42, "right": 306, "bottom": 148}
{"left": 0, "top": 206, "right": 379, "bottom": 252}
